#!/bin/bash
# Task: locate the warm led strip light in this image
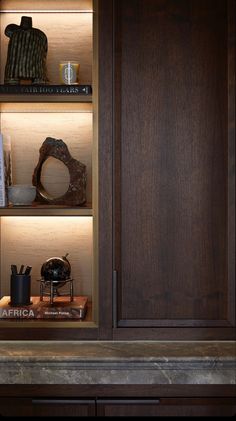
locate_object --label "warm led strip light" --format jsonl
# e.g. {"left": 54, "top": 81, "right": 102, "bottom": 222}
{"left": 0, "top": 9, "right": 93, "bottom": 13}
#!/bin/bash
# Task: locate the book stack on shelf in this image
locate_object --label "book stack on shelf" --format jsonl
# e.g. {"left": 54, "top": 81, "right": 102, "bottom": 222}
{"left": 0, "top": 296, "right": 88, "bottom": 320}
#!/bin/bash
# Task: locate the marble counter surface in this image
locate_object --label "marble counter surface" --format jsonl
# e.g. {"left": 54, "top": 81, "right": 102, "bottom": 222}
{"left": 0, "top": 341, "right": 235, "bottom": 385}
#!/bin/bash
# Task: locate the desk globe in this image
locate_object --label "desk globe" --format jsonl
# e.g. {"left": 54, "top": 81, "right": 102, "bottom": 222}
{"left": 41, "top": 253, "right": 71, "bottom": 287}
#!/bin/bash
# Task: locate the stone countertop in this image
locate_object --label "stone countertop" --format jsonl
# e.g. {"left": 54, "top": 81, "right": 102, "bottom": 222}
{"left": 0, "top": 341, "right": 235, "bottom": 385}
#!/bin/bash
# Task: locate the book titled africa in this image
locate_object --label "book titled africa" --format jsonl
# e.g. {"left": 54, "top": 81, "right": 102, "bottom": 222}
{"left": 0, "top": 296, "right": 88, "bottom": 320}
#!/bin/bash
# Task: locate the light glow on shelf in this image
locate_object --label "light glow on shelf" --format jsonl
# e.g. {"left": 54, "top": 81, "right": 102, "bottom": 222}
{"left": 0, "top": 10, "right": 93, "bottom": 13}
{"left": 0, "top": 103, "right": 93, "bottom": 113}
{"left": 1, "top": 215, "right": 92, "bottom": 223}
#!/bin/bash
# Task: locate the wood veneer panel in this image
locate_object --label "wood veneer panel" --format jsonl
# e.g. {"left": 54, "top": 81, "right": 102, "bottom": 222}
{"left": 114, "top": 0, "right": 234, "bottom": 331}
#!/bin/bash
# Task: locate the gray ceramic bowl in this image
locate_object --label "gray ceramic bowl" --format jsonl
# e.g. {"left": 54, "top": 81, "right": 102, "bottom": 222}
{"left": 8, "top": 184, "right": 36, "bottom": 206}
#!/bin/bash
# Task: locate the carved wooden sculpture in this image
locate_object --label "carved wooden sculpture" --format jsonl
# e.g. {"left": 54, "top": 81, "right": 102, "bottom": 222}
{"left": 32, "top": 137, "right": 87, "bottom": 206}
{"left": 4, "top": 16, "right": 48, "bottom": 84}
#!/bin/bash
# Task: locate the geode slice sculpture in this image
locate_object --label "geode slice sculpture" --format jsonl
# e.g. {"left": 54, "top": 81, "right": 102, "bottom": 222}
{"left": 32, "top": 137, "right": 87, "bottom": 206}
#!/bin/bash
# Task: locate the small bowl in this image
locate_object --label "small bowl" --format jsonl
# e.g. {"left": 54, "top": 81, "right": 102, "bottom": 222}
{"left": 7, "top": 184, "right": 36, "bottom": 206}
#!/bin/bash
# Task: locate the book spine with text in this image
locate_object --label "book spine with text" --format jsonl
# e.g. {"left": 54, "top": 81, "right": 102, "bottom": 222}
{"left": 0, "top": 84, "right": 92, "bottom": 95}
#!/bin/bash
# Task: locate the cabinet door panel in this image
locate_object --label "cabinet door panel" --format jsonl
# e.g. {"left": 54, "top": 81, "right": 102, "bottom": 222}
{"left": 113, "top": 0, "right": 235, "bottom": 336}
{"left": 97, "top": 398, "right": 236, "bottom": 417}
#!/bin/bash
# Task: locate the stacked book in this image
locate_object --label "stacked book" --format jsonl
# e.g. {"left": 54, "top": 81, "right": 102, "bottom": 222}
{"left": 0, "top": 84, "right": 92, "bottom": 95}
{"left": 0, "top": 296, "right": 88, "bottom": 320}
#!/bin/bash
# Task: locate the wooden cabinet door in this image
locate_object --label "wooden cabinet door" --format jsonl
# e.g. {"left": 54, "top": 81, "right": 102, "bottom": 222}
{"left": 113, "top": 0, "right": 235, "bottom": 339}
{"left": 0, "top": 398, "right": 96, "bottom": 417}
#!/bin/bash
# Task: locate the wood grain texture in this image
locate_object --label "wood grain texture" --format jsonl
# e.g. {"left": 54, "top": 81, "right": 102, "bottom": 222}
{"left": 97, "top": 0, "right": 113, "bottom": 339}
{"left": 114, "top": 0, "right": 234, "bottom": 330}
{"left": 113, "top": 327, "right": 236, "bottom": 341}
{"left": 0, "top": 12, "right": 92, "bottom": 84}
{"left": 97, "top": 399, "right": 236, "bottom": 417}
{"left": 0, "top": 325, "right": 98, "bottom": 340}
{"left": 0, "top": 384, "right": 235, "bottom": 398}
{"left": 227, "top": 0, "right": 236, "bottom": 326}
{"left": 0, "top": 398, "right": 96, "bottom": 417}
{"left": 0, "top": 397, "right": 235, "bottom": 417}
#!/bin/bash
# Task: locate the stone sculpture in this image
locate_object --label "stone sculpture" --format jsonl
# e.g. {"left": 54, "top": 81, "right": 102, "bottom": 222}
{"left": 4, "top": 16, "right": 48, "bottom": 84}
{"left": 32, "top": 137, "right": 87, "bottom": 206}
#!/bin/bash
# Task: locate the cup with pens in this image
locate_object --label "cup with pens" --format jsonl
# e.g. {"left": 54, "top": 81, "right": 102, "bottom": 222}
{"left": 9, "top": 264, "right": 32, "bottom": 306}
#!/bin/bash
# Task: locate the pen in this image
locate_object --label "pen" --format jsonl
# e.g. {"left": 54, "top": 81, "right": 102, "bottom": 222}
{"left": 11, "top": 265, "right": 17, "bottom": 275}
{"left": 24, "top": 266, "right": 32, "bottom": 276}
{"left": 19, "top": 265, "right": 24, "bottom": 274}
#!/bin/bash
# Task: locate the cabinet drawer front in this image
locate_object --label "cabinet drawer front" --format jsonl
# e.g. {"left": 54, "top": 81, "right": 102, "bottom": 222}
{"left": 0, "top": 398, "right": 96, "bottom": 417}
{"left": 97, "top": 398, "right": 236, "bottom": 417}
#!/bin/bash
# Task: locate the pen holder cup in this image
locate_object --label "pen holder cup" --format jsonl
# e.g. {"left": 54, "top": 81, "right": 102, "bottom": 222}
{"left": 10, "top": 274, "right": 32, "bottom": 306}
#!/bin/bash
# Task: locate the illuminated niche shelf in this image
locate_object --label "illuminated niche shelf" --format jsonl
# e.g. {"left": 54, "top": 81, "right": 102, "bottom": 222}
{"left": 0, "top": 0, "right": 93, "bottom": 100}
{"left": 0, "top": 0, "right": 98, "bottom": 332}
{"left": 0, "top": 216, "right": 97, "bottom": 327}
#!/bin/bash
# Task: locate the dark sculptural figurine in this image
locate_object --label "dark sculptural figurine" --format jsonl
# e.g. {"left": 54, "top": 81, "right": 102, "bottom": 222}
{"left": 4, "top": 16, "right": 48, "bottom": 84}
{"left": 32, "top": 137, "right": 87, "bottom": 206}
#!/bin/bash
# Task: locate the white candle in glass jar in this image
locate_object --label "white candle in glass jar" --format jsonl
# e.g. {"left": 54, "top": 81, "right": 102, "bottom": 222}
{"left": 59, "top": 61, "right": 80, "bottom": 85}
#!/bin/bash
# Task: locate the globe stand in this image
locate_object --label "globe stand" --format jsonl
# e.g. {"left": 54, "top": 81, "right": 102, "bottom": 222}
{"left": 38, "top": 278, "right": 74, "bottom": 305}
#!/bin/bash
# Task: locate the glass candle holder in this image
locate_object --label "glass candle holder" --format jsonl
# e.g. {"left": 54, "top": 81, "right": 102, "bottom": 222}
{"left": 59, "top": 61, "right": 80, "bottom": 85}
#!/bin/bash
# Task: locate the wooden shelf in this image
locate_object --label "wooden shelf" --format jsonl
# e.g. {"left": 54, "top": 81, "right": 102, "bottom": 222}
{"left": 0, "top": 94, "right": 92, "bottom": 103}
{"left": 0, "top": 102, "right": 93, "bottom": 113}
{"left": 0, "top": 203, "right": 93, "bottom": 216}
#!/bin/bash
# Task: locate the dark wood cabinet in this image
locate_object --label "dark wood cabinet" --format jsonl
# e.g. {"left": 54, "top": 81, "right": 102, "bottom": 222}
{"left": 97, "top": 398, "right": 236, "bottom": 417}
{"left": 0, "top": 0, "right": 234, "bottom": 346}
{"left": 112, "top": 0, "right": 235, "bottom": 340}
{"left": 97, "top": 399, "right": 162, "bottom": 417}
{"left": 0, "top": 398, "right": 96, "bottom": 417}
{"left": 0, "top": 397, "right": 235, "bottom": 417}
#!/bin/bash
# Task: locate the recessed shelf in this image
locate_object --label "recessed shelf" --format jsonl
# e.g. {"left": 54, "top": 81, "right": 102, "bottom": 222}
{"left": 0, "top": 0, "right": 98, "bottom": 335}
